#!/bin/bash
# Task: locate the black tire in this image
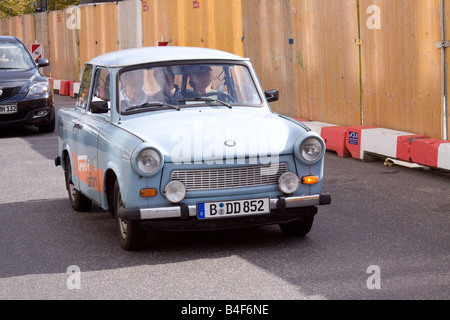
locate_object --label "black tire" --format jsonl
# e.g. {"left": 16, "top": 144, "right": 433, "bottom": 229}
{"left": 114, "top": 180, "right": 146, "bottom": 251}
{"left": 64, "top": 156, "right": 92, "bottom": 212}
{"left": 279, "top": 216, "right": 314, "bottom": 236}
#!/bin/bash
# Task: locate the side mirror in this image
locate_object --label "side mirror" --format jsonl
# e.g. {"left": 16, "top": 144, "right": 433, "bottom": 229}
{"left": 36, "top": 58, "right": 49, "bottom": 68}
{"left": 90, "top": 100, "right": 109, "bottom": 114}
{"left": 265, "top": 89, "right": 279, "bottom": 102}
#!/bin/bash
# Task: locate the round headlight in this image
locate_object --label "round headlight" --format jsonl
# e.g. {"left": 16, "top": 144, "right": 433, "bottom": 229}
{"left": 300, "top": 137, "right": 323, "bottom": 162}
{"left": 136, "top": 148, "right": 161, "bottom": 175}
{"left": 278, "top": 172, "right": 300, "bottom": 194}
{"left": 164, "top": 181, "right": 187, "bottom": 203}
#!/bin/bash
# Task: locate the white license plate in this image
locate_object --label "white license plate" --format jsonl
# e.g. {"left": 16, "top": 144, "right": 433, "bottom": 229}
{"left": 197, "top": 198, "right": 270, "bottom": 219}
{"left": 0, "top": 105, "right": 18, "bottom": 114}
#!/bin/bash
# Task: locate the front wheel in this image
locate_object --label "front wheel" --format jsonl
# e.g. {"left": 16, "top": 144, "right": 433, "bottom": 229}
{"left": 114, "top": 180, "right": 147, "bottom": 251}
{"left": 279, "top": 216, "right": 314, "bottom": 236}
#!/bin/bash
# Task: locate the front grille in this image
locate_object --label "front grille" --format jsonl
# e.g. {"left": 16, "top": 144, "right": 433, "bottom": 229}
{"left": 171, "top": 163, "right": 288, "bottom": 191}
{"left": 0, "top": 86, "right": 22, "bottom": 102}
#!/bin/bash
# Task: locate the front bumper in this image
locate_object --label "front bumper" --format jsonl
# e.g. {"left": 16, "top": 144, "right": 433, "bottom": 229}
{"left": 118, "top": 193, "right": 331, "bottom": 231}
{"left": 0, "top": 98, "right": 54, "bottom": 128}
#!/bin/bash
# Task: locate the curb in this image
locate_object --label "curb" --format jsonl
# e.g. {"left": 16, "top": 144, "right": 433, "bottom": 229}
{"left": 296, "top": 119, "right": 450, "bottom": 172}
{"left": 49, "top": 78, "right": 80, "bottom": 98}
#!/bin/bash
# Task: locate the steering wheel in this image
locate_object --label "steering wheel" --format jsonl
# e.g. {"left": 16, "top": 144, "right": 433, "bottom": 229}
{"left": 202, "top": 91, "right": 236, "bottom": 103}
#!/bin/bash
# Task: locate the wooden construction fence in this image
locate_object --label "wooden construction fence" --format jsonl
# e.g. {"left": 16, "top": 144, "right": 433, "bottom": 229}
{"left": 0, "top": 0, "right": 449, "bottom": 140}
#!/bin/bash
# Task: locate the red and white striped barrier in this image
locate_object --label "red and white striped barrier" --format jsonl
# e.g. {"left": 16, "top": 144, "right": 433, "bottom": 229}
{"left": 346, "top": 127, "right": 421, "bottom": 161}
{"left": 48, "top": 78, "right": 80, "bottom": 97}
{"left": 410, "top": 138, "right": 450, "bottom": 170}
{"left": 71, "top": 82, "right": 80, "bottom": 97}
{"left": 52, "top": 79, "right": 61, "bottom": 92}
{"left": 297, "top": 120, "right": 450, "bottom": 172}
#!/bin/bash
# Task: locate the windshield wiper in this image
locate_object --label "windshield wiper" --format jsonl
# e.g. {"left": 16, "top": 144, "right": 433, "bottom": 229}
{"left": 179, "top": 97, "right": 232, "bottom": 109}
{"left": 125, "top": 101, "right": 180, "bottom": 112}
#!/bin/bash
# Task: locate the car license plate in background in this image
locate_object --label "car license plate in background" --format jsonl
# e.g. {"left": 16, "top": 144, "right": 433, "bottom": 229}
{"left": 197, "top": 198, "right": 270, "bottom": 219}
{"left": 0, "top": 105, "right": 18, "bottom": 114}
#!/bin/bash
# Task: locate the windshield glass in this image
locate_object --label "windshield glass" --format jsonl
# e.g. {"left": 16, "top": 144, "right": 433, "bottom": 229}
{"left": 118, "top": 63, "right": 262, "bottom": 114}
{"left": 0, "top": 42, "right": 35, "bottom": 69}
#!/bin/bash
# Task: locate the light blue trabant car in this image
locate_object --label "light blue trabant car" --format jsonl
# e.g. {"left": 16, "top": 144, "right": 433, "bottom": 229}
{"left": 55, "top": 46, "right": 331, "bottom": 250}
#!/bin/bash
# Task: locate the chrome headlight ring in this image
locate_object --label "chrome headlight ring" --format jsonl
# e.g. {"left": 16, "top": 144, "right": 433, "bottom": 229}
{"left": 294, "top": 134, "right": 325, "bottom": 165}
{"left": 131, "top": 146, "right": 164, "bottom": 177}
{"left": 278, "top": 172, "right": 300, "bottom": 194}
{"left": 164, "top": 180, "right": 187, "bottom": 203}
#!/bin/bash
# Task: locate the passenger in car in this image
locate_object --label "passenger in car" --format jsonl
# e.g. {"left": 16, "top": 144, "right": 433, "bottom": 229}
{"left": 151, "top": 67, "right": 183, "bottom": 105}
{"left": 0, "top": 52, "right": 9, "bottom": 62}
{"left": 119, "top": 69, "right": 150, "bottom": 111}
{"left": 189, "top": 66, "right": 216, "bottom": 96}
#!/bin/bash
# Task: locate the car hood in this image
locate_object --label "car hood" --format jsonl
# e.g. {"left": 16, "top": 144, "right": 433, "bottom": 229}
{"left": 0, "top": 68, "right": 42, "bottom": 87}
{"left": 119, "top": 107, "right": 309, "bottom": 163}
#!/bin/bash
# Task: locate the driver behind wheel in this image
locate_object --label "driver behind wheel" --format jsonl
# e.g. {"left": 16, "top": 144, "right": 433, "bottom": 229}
{"left": 189, "top": 66, "right": 217, "bottom": 97}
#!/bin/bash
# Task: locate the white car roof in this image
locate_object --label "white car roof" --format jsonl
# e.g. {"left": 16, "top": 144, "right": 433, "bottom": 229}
{"left": 88, "top": 46, "right": 249, "bottom": 67}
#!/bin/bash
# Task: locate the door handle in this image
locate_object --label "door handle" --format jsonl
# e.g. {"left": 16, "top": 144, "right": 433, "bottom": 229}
{"left": 73, "top": 123, "right": 83, "bottom": 130}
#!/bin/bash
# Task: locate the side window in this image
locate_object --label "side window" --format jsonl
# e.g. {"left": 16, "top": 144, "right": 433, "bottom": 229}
{"left": 76, "top": 64, "right": 93, "bottom": 109}
{"left": 92, "top": 68, "right": 110, "bottom": 103}
{"left": 90, "top": 68, "right": 111, "bottom": 114}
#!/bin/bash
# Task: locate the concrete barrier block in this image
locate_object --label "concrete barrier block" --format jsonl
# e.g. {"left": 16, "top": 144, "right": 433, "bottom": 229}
{"left": 71, "top": 82, "right": 80, "bottom": 97}
{"left": 69, "top": 81, "right": 75, "bottom": 97}
{"left": 410, "top": 138, "right": 447, "bottom": 168}
{"left": 361, "top": 128, "right": 416, "bottom": 159}
{"left": 321, "top": 126, "right": 351, "bottom": 158}
{"left": 345, "top": 126, "right": 376, "bottom": 160}
{"left": 59, "top": 80, "right": 70, "bottom": 96}
{"left": 437, "top": 142, "right": 450, "bottom": 171}
{"left": 396, "top": 135, "right": 428, "bottom": 162}
{"left": 53, "top": 79, "right": 61, "bottom": 92}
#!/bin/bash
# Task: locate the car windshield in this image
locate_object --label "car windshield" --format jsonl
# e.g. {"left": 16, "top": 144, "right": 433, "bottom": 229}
{"left": 0, "top": 42, "right": 35, "bottom": 70}
{"left": 118, "top": 63, "right": 262, "bottom": 114}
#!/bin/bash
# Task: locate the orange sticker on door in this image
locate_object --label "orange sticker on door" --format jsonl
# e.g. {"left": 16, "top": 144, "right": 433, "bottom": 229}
{"left": 72, "top": 152, "right": 104, "bottom": 193}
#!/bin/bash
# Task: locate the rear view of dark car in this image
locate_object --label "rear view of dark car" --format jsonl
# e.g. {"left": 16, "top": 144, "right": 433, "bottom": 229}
{"left": 0, "top": 36, "right": 54, "bottom": 133}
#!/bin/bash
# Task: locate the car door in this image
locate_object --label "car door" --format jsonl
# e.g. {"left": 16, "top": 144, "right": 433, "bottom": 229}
{"left": 76, "top": 66, "right": 111, "bottom": 205}
{"left": 68, "top": 64, "right": 93, "bottom": 192}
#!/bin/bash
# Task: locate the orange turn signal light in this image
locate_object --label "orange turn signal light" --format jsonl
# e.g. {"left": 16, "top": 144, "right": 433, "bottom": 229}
{"left": 302, "top": 176, "right": 319, "bottom": 185}
{"left": 140, "top": 188, "right": 157, "bottom": 197}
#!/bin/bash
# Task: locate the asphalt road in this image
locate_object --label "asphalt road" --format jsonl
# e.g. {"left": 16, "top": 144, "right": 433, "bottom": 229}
{"left": 0, "top": 94, "right": 449, "bottom": 302}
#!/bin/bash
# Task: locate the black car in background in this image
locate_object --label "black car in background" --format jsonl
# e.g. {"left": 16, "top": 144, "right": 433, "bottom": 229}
{"left": 0, "top": 36, "right": 54, "bottom": 133}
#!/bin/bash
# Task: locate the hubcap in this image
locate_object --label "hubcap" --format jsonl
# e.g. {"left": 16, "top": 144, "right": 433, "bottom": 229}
{"left": 66, "top": 164, "right": 76, "bottom": 201}
{"left": 116, "top": 189, "right": 128, "bottom": 239}
{"left": 119, "top": 218, "right": 128, "bottom": 239}
{"left": 69, "top": 183, "right": 76, "bottom": 201}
